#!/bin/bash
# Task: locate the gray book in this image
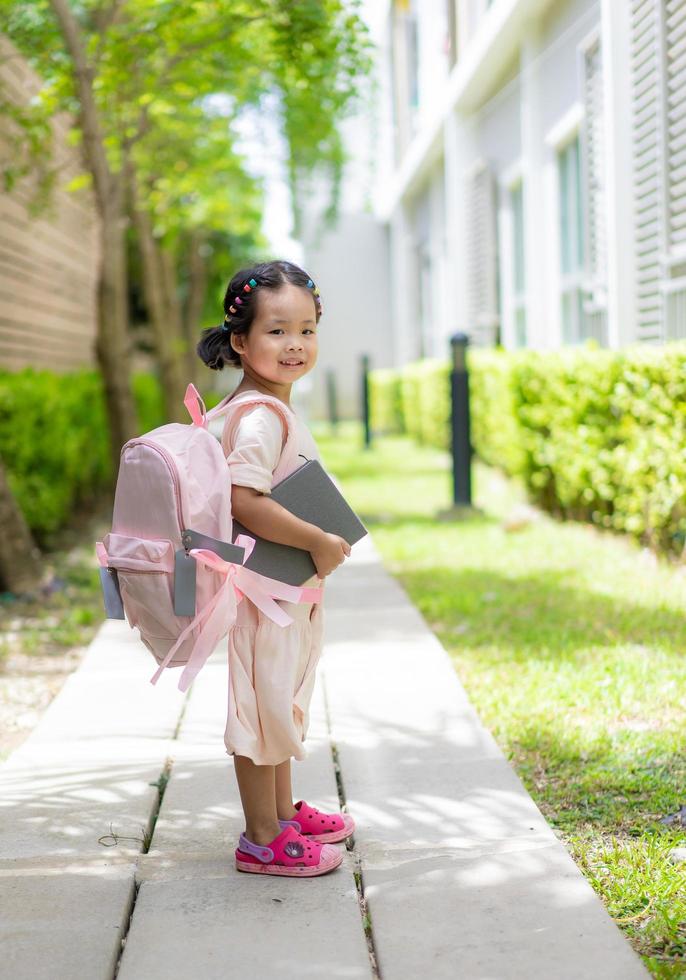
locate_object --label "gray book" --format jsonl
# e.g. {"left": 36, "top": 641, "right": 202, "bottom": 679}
{"left": 231, "top": 459, "right": 368, "bottom": 586}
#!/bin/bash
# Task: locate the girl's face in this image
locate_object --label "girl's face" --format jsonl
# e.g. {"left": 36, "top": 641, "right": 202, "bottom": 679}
{"left": 230, "top": 283, "right": 318, "bottom": 385}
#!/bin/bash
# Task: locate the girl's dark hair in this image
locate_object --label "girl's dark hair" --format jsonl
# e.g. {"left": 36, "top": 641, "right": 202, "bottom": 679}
{"left": 196, "top": 259, "right": 322, "bottom": 370}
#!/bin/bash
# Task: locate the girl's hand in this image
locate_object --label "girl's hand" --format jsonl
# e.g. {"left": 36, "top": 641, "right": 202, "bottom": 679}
{"left": 310, "top": 530, "right": 351, "bottom": 578}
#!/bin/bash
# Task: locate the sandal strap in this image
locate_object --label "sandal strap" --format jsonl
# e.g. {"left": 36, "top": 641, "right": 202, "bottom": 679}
{"left": 278, "top": 817, "right": 301, "bottom": 832}
{"left": 238, "top": 833, "right": 275, "bottom": 863}
{"left": 238, "top": 825, "right": 322, "bottom": 866}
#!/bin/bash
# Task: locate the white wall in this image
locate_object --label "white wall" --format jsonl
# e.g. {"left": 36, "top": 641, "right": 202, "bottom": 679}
{"left": 300, "top": 211, "right": 392, "bottom": 420}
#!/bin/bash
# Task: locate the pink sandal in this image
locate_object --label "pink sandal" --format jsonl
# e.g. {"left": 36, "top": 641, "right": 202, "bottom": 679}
{"left": 278, "top": 800, "right": 355, "bottom": 844}
{"left": 235, "top": 824, "right": 342, "bottom": 877}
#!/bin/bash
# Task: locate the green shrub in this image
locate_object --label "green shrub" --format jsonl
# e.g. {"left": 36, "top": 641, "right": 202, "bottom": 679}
{"left": 369, "top": 341, "right": 686, "bottom": 555}
{"left": 0, "top": 368, "right": 226, "bottom": 545}
{"left": 368, "top": 368, "right": 404, "bottom": 434}
{"left": 468, "top": 348, "right": 526, "bottom": 476}
{"left": 0, "top": 368, "right": 111, "bottom": 542}
{"left": 132, "top": 372, "right": 166, "bottom": 434}
{"left": 399, "top": 359, "right": 450, "bottom": 448}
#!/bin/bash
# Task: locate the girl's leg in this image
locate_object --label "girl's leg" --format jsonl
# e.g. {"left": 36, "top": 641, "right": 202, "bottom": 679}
{"left": 233, "top": 754, "right": 281, "bottom": 845}
{"left": 275, "top": 757, "right": 298, "bottom": 820}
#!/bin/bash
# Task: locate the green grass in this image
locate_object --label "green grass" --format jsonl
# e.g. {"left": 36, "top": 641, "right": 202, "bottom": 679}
{"left": 314, "top": 420, "right": 686, "bottom": 977}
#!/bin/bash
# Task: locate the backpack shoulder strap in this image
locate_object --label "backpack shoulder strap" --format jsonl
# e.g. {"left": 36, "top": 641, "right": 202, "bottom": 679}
{"left": 220, "top": 392, "right": 294, "bottom": 442}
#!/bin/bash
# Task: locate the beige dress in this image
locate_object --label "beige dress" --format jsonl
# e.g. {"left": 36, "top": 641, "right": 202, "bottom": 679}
{"left": 221, "top": 403, "right": 325, "bottom": 766}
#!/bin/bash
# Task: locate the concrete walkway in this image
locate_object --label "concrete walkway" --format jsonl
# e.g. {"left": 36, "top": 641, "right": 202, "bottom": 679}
{"left": 0, "top": 533, "right": 647, "bottom": 979}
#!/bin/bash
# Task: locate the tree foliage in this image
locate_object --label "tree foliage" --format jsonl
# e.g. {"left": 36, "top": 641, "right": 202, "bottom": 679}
{"left": 1, "top": 0, "right": 373, "bottom": 232}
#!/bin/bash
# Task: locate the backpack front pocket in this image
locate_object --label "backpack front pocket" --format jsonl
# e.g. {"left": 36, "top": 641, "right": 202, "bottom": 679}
{"left": 102, "top": 534, "right": 187, "bottom": 639}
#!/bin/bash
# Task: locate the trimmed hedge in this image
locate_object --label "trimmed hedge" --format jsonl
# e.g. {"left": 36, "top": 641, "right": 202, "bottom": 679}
{"left": 368, "top": 367, "right": 404, "bottom": 435}
{"left": 468, "top": 349, "right": 526, "bottom": 477}
{"left": 0, "top": 368, "right": 226, "bottom": 545}
{"left": 369, "top": 341, "right": 686, "bottom": 555}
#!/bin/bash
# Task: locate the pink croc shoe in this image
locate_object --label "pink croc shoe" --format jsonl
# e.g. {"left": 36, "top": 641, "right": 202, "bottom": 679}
{"left": 278, "top": 800, "right": 355, "bottom": 844}
{"left": 235, "top": 824, "right": 342, "bottom": 877}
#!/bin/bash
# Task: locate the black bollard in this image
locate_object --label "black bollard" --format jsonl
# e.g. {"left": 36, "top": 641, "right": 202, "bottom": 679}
{"left": 325, "top": 368, "right": 339, "bottom": 433}
{"left": 450, "top": 332, "right": 472, "bottom": 506}
{"left": 360, "top": 353, "right": 371, "bottom": 449}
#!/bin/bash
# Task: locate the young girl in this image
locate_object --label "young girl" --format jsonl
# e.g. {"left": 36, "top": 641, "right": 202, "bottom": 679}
{"left": 196, "top": 259, "right": 354, "bottom": 878}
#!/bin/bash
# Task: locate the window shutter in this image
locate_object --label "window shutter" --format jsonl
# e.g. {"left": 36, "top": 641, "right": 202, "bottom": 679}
{"left": 465, "top": 162, "right": 499, "bottom": 345}
{"left": 663, "top": 0, "right": 686, "bottom": 338}
{"left": 630, "top": 0, "right": 666, "bottom": 341}
{"left": 665, "top": 0, "right": 686, "bottom": 252}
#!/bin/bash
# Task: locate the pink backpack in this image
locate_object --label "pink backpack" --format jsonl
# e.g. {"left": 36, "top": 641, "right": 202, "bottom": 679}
{"left": 95, "top": 384, "right": 323, "bottom": 692}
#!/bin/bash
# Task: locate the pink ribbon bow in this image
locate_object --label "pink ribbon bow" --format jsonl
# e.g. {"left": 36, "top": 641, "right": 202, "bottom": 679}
{"left": 150, "top": 533, "right": 322, "bottom": 691}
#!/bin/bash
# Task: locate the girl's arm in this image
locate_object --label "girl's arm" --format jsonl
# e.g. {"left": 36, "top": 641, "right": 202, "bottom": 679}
{"left": 231, "top": 485, "right": 350, "bottom": 579}
{"left": 231, "top": 484, "right": 323, "bottom": 551}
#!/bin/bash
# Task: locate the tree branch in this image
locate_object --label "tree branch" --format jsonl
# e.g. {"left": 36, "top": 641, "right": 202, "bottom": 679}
{"left": 48, "top": 0, "right": 112, "bottom": 207}
{"left": 91, "top": 0, "right": 127, "bottom": 65}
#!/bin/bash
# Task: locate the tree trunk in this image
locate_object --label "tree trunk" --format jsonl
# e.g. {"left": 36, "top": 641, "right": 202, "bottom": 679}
{"left": 96, "top": 183, "right": 139, "bottom": 475}
{"left": 160, "top": 246, "right": 193, "bottom": 398}
{"left": 0, "top": 459, "right": 46, "bottom": 595}
{"left": 49, "top": 0, "right": 138, "bottom": 479}
{"left": 183, "top": 230, "right": 208, "bottom": 389}
{"left": 160, "top": 248, "right": 184, "bottom": 339}
{"left": 129, "top": 171, "right": 188, "bottom": 422}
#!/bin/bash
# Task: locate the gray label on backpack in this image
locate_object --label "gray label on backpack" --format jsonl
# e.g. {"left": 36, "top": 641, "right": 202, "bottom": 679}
{"left": 174, "top": 549, "right": 197, "bottom": 616}
{"left": 99, "top": 567, "right": 125, "bottom": 620}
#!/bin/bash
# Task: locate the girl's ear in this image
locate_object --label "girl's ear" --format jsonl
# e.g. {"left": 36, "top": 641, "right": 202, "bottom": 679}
{"left": 230, "top": 331, "right": 246, "bottom": 356}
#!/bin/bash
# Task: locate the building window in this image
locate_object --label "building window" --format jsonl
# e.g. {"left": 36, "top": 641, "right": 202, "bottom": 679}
{"left": 558, "top": 135, "right": 585, "bottom": 343}
{"left": 511, "top": 180, "right": 526, "bottom": 346}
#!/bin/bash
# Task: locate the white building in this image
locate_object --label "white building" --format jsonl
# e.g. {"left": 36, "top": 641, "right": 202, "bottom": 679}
{"left": 298, "top": 4, "right": 394, "bottom": 420}
{"left": 374, "top": 0, "right": 686, "bottom": 361}
{"left": 300, "top": 0, "right": 686, "bottom": 419}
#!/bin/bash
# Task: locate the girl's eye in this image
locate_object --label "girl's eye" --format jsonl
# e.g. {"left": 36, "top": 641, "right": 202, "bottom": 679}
{"left": 269, "top": 328, "right": 315, "bottom": 334}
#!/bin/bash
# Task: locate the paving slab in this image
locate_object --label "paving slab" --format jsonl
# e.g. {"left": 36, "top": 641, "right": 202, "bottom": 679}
{"left": 2, "top": 866, "right": 135, "bottom": 980}
{"left": 119, "top": 650, "right": 370, "bottom": 979}
{"left": 321, "top": 533, "right": 649, "bottom": 979}
{"left": 0, "top": 624, "right": 185, "bottom": 861}
{"left": 0, "top": 621, "right": 187, "bottom": 979}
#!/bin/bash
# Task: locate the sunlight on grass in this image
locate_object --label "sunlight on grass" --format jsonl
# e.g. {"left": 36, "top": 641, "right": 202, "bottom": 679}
{"left": 315, "top": 419, "right": 686, "bottom": 977}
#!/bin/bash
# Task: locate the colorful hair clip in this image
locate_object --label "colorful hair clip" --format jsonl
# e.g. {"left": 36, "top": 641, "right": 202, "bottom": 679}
{"left": 229, "top": 306, "right": 236, "bottom": 313}
{"left": 235, "top": 296, "right": 243, "bottom": 305}
{"left": 306, "top": 279, "right": 314, "bottom": 288}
